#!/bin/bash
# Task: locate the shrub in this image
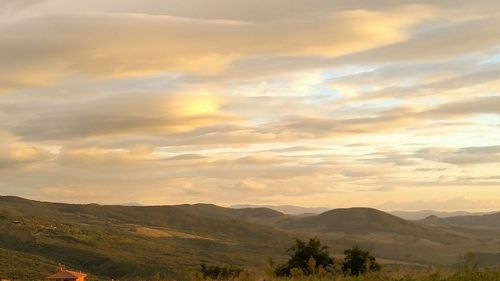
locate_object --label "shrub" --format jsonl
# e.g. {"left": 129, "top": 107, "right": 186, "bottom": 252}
{"left": 342, "top": 246, "right": 381, "bottom": 276}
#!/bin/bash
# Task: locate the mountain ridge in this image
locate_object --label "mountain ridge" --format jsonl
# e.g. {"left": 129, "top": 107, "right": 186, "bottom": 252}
{"left": 278, "top": 207, "right": 435, "bottom": 236}
{"left": 230, "top": 204, "right": 330, "bottom": 215}
{"left": 420, "top": 212, "right": 500, "bottom": 227}
{"left": 390, "top": 210, "right": 495, "bottom": 220}
{"left": 1, "top": 196, "right": 500, "bottom": 280}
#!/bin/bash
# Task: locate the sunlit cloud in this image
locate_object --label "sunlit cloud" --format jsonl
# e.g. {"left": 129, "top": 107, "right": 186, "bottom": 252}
{"left": 0, "top": 4, "right": 435, "bottom": 92}
{"left": 0, "top": 0, "right": 499, "bottom": 210}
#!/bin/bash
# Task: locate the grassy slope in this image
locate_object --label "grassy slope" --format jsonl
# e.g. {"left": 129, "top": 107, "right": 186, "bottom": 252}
{"left": 278, "top": 207, "right": 431, "bottom": 235}
{"left": 0, "top": 248, "right": 57, "bottom": 281}
{"left": 1, "top": 196, "right": 499, "bottom": 280}
{"left": 0, "top": 196, "right": 292, "bottom": 280}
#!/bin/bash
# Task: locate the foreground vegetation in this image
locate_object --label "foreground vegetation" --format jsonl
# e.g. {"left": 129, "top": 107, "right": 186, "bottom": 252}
{"left": 192, "top": 268, "right": 500, "bottom": 281}
{"left": 193, "top": 239, "right": 500, "bottom": 281}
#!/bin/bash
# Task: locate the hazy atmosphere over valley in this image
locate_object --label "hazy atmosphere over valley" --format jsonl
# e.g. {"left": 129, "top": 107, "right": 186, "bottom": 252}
{"left": 1, "top": 0, "right": 500, "bottom": 211}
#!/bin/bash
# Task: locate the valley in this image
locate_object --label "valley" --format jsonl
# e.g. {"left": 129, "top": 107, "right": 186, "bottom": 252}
{"left": 1, "top": 196, "right": 499, "bottom": 280}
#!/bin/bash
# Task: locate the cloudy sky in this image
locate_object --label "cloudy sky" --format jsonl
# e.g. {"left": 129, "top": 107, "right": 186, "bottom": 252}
{"left": 1, "top": 0, "right": 499, "bottom": 211}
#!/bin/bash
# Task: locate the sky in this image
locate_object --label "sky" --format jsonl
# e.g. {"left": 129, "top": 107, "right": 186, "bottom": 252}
{"left": 0, "top": 0, "right": 499, "bottom": 211}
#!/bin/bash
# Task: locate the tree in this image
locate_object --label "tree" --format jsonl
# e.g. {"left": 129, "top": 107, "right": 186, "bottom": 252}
{"left": 275, "top": 238, "right": 333, "bottom": 276}
{"left": 342, "top": 246, "right": 381, "bottom": 276}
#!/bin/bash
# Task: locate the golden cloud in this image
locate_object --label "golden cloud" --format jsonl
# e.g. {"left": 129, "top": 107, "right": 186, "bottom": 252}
{"left": 0, "top": 144, "right": 54, "bottom": 168}
{"left": 10, "top": 91, "right": 239, "bottom": 140}
{"left": 0, "top": 5, "right": 434, "bottom": 91}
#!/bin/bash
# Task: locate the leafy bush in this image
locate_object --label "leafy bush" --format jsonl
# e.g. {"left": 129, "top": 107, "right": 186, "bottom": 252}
{"left": 342, "top": 245, "right": 381, "bottom": 276}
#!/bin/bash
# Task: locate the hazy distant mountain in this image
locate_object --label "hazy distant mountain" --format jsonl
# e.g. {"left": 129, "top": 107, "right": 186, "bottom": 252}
{"left": 231, "top": 204, "right": 330, "bottom": 215}
{"left": 118, "top": 202, "right": 144, "bottom": 206}
{"left": 390, "top": 210, "right": 491, "bottom": 220}
{"left": 420, "top": 212, "right": 500, "bottom": 227}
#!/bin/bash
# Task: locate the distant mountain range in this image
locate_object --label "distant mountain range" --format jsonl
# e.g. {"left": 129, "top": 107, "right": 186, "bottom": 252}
{"left": 389, "top": 210, "right": 494, "bottom": 220}
{"left": 1, "top": 196, "right": 499, "bottom": 280}
{"left": 230, "top": 204, "right": 330, "bottom": 215}
{"left": 420, "top": 212, "right": 500, "bottom": 227}
{"left": 231, "top": 204, "right": 492, "bottom": 220}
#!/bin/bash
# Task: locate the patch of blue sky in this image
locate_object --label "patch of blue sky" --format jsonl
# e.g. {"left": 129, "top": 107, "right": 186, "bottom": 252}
{"left": 478, "top": 53, "right": 500, "bottom": 65}
{"left": 470, "top": 114, "right": 500, "bottom": 126}
{"left": 344, "top": 98, "right": 403, "bottom": 110}
{"left": 320, "top": 65, "right": 379, "bottom": 80}
{"left": 302, "top": 67, "right": 384, "bottom": 104}
{"left": 302, "top": 86, "right": 340, "bottom": 104}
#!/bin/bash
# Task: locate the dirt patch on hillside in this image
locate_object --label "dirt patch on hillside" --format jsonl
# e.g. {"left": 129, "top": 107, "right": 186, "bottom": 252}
{"left": 130, "top": 225, "right": 214, "bottom": 240}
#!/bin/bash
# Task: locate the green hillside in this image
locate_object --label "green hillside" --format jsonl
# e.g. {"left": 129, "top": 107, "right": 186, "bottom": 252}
{"left": 278, "top": 208, "right": 427, "bottom": 234}
{"left": 1, "top": 196, "right": 499, "bottom": 281}
{"left": 0, "top": 196, "right": 292, "bottom": 280}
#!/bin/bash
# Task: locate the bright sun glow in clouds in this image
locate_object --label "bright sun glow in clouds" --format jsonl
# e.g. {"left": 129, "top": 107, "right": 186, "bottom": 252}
{"left": 0, "top": 0, "right": 499, "bottom": 211}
